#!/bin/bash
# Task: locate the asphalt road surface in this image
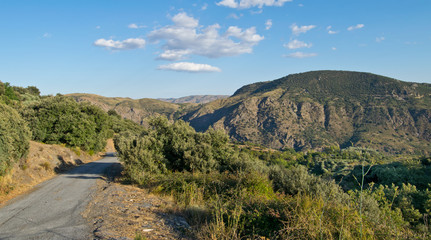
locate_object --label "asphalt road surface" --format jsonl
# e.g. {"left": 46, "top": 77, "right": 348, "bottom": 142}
{"left": 0, "top": 154, "right": 119, "bottom": 240}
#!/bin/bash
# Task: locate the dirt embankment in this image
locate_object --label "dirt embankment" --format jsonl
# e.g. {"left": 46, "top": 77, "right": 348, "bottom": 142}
{"left": 0, "top": 139, "right": 115, "bottom": 205}
{"left": 84, "top": 180, "right": 191, "bottom": 240}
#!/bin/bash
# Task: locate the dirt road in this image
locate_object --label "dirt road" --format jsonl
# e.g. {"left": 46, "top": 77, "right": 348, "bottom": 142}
{"left": 0, "top": 154, "right": 118, "bottom": 240}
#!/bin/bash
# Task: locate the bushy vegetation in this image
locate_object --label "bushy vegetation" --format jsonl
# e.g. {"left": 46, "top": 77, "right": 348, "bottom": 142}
{"left": 20, "top": 95, "right": 112, "bottom": 152}
{"left": 0, "top": 81, "right": 40, "bottom": 106}
{"left": 115, "top": 116, "right": 424, "bottom": 239}
{"left": 0, "top": 104, "right": 31, "bottom": 176}
{"left": 0, "top": 81, "right": 144, "bottom": 178}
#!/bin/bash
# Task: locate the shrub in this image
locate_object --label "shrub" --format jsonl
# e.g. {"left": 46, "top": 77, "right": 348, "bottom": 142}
{"left": 0, "top": 104, "right": 31, "bottom": 176}
{"left": 21, "top": 95, "right": 110, "bottom": 152}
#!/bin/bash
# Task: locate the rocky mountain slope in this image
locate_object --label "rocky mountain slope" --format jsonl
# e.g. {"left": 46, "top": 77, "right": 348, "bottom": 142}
{"left": 158, "top": 95, "right": 229, "bottom": 104}
{"left": 181, "top": 71, "right": 431, "bottom": 154}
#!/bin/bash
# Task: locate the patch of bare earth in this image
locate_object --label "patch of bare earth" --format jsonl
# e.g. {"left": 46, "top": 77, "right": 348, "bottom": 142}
{"left": 84, "top": 173, "right": 191, "bottom": 240}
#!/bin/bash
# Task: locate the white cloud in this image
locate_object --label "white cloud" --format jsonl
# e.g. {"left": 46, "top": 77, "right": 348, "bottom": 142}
{"left": 291, "top": 23, "right": 316, "bottom": 35}
{"left": 202, "top": 3, "right": 208, "bottom": 10}
{"left": 96, "top": 26, "right": 101, "bottom": 29}
{"left": 148, "top": 12, "right": 264, "bottom": 60}
{"left": 43, "top": 33, "right": 52, "bottom": 38}
{"left": 172, "top": 12, "right": 199, "bottom": 28}
{"left": 157, "top": 62, "right": 221, "bottom": 73}
{"left": 284, "top": 39, "right": 312, "bottom": 49}
{"left": 376, "top": 36, "right": 385, "bottom": 42}
{"left": 265, "top": 19, "right": 273, "bottom": 30}
{"left": 250, "top": 9, "right": 263, "bottom": 14}
{"left": 332, "top": 47, "right": 337, "bottom": 51}
{"left": 94, "top": 38, "right": 146, "bottom": 50}
{"left": 327, "top": 26, "right": 338, "bottom": 34}
{"left": 217, "top": 0, "right": 238, "bottom": 8}
{"left": 347, "top": 24, "right": 364, "bottom": 31}
{"left": 128, "top": 23, "right": 145, "bottom": 29}
{"left": 228, "top": 13, "right": 242, "bottom": 19}
{"left": 157, "top": 50, "right": 191, "bottom": 61}
{"left": 285, "top": 52, "right": 317, "bottom": 58}
{"left": 217, "top": 0, "right": 292, "bottom": 9}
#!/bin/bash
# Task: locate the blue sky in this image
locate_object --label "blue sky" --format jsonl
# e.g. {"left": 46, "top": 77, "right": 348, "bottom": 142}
{"left": 0, "top": 0, "right": 430, "bottom": 98}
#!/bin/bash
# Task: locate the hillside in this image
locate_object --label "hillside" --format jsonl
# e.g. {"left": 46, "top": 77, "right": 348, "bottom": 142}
{"left": 182, "top": 71, "right": 431, "bottom": 154}
{"left": 158, "top": 95, "right": 229, "bottom": 104}
{"left": 67, "top": 93, "right": 195, "bottom": 124}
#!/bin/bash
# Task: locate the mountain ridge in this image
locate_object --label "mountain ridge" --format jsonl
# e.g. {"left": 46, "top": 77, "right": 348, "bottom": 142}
{"left": 67, "top": 71, "right": 431, "bottom": 154}
{"left": 182, "top": 70, "right": 431, "bottom": 154}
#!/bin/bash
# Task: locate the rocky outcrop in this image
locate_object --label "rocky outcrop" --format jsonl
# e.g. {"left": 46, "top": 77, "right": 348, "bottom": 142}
{"left": 182, "top": 71, "right": 431, "bottom": 154}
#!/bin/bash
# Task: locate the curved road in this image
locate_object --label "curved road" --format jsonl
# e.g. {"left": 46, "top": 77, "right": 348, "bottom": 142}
{"left": 0, "top": 154, "right": 118, "bottom": 240}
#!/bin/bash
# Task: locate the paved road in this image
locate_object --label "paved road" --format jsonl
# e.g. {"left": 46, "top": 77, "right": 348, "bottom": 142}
{"left": 0, "top": 154, "right": 119, "bottom": 240}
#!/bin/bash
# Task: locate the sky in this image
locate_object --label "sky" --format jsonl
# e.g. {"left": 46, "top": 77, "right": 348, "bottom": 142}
{"left": 0, "top": 0, "right": 430, "bottom": 99}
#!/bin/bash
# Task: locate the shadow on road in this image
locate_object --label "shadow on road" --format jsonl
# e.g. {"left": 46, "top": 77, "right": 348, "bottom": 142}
{"left": 59, "top": 155, "right": 122, "bottom": 181}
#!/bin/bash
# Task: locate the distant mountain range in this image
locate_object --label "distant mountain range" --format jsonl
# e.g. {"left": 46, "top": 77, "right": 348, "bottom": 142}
{"left": 158, "top": 95, "right": 229, "bottom": 104}
{"left": 68, "top": 71, "right": 431, "bottom": 154}
{"left": 66, "top": 93, "right": 187, "bottom": 124}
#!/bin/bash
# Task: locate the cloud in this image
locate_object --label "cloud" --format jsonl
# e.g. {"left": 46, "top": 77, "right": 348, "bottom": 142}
{"left": 148, "top": 12, "right": 264, "bottom": 60}
{"left": 332, "top": 47, "right": 337, "bottom": 51}
{"left": 217, "top": 0, "right": 238, "bottom": 8}
{"left": 284, "top": 39, "right": 312, "bottom": 49}
{"left": 202, "top": 3, "right": 208, "bottom": 10}
{"left": 216, "top": 0, "right": 292, "bottom": 9}
{"left": 157, "top": 62, "right": 221, "bottom": 73}
{"left": 265, "top": 19, "right": 273, "bottom": 30}
{"left": 228, "top": 13, "right": 242, "bottom": 19}
{"left": 128, "top": 23, "right": 145, "bottom": 29}
{"left": 285, "top": 52, "right": 317, "bottom": 58}
{"left": 171, "top": 12, "right": 199, "bottom": 28}
{"left": 347, "top": 24, "right": 364, "bottom": 31}
{"left": 327, "top": 26, "right": 338, "bottom": 34}
{"left": 291, "top": 23, "right": 316, "bottom": 35}
{"left": 96, "top": 26, "right": 101, "bottom": 29}
{"left": 250, "top": 9, "right": 263, "bottom": 14}
{"left": 43, "top": 33, "right": 52, "bottom": 38}
{"left": 376, "top": 36, "right": 385, "bottom": 42}
{"left": 94, "top": 38, "right": 146, "bottom": 50}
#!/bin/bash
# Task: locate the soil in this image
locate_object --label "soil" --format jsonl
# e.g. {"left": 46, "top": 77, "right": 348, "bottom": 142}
{"left": 83, "top": 166, "right": 192, "bottom": 240}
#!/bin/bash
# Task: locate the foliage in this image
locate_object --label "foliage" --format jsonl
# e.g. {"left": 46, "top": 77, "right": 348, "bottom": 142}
{"left": 21, "top": 95, "right": 110, "bottom": 152}
{"left": 0, "top": 103, "right": 31, "bottom": 176}
{"left": 0, "top": 81, "right": 40, "bottom": 106}
{"left": 115, "top": 116, "right": 241, "bottom": 175}
{"left": 115, "top": 116, "right": 417, "bottom": 239}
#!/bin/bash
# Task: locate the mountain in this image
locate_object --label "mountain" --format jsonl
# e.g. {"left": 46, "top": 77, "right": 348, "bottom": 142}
{"left": 181, "top": 71, "right": 431, "bottom": 154}
{"left": 67, "top": 71, "right": 431, "bottom": 154}
{"left": 66, "top": 93, "right": 195, "bottom": 124}
{"left": 158, "top": 95, "right": 229, "bottom": 104}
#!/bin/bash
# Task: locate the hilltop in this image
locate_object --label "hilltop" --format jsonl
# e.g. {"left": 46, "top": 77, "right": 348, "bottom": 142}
{"left": 182, "top": 71, "right": 431, "bottom": 154}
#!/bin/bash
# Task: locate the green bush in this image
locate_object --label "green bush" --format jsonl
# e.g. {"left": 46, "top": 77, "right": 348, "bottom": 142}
{"left": 0, "top": 81, "right": 40, "bottom": 106}
{"left": 114, "top": 116, "right": 247, "bottom": 177}
{"left": 0, "top": 104, "right": 31, "bottom": 176}
{"left": 21, "top": 95, "right": 110, "bottom": 152}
